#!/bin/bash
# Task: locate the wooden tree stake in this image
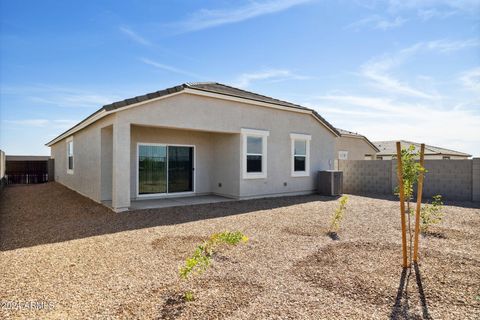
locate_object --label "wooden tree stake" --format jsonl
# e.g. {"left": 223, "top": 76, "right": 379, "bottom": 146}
{"left": 413, "top": 143, "right": 425, "bottom": 262}
{"left": 396, "top": 142, "right": 408, "bottom": 268}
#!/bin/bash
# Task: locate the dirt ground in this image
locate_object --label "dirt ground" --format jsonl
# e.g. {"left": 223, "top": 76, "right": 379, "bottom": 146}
{"left": 1, "top": 182, "right": 479, "bottom": 319}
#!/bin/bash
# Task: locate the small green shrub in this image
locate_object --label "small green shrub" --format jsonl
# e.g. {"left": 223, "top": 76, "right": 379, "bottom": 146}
{"left": 179, "top": 231, "right": 248, "bottom": 280}
{"left": 395, "top": 145, "right": 426, "bottom": 201}
{"left": 184, "top": 290, "right": 195, "bottom": 302}
{"left": 210, "top": 230, "right": 248, "bottom": 245}
{"left": 179, "top": 244, "right": 212, "bottom": 279}
{"left": 329, "top": 195, "right": 349, "bottom": 233}
{"left": 178, "top": 231, "right": 248, "bottom": 302}
{"left": 420, "top": 195, "right": 444, "bottom": 233}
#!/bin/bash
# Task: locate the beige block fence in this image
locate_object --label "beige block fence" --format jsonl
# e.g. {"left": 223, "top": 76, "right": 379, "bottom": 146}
{"left": 336, "top": 158, "right": 480, "bottom": 202}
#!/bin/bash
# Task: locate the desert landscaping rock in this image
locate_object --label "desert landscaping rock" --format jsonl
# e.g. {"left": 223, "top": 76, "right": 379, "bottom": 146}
{"left": 1, "top": 182, "right": 479, "bottom": 319}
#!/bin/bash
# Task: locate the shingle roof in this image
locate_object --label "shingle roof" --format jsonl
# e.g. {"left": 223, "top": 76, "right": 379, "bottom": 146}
{"left": 46, "top": 82, "right": 340, "bottom": 146}
{"left": 336, "top": 128, "right": 361, "bottom": 136}
{"left": 373, "top": 140, "right": 471, "bottom": 157}
{"left": 336, "top": 128, "right": 380, "bottom": 152}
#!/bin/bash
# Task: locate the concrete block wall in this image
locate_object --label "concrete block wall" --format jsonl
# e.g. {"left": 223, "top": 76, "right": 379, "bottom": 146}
{"left": 473, "top": 158, "right": 480, "bottom": 202}
{"left": 338, "top": 158, "right": 480, "bottom": 201}
{"left": 423, "top": 160, "right": 472, "bottom": 200}
{"left": 339, "top": 160, "right": 392, "bottom": 195}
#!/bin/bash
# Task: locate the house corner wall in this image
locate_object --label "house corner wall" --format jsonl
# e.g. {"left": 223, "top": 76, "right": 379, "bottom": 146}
{"left": 473, "top": 158, "right": 480, "bottom": 202}
{"left": 49, "top": 115, "right": 114, "bottom": 203}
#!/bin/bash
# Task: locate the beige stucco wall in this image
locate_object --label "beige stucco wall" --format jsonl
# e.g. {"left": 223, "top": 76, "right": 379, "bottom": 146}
{"left": 50, "top": 115, "right": 114, "bottom": 202}
{"left": 118, "top": 92, "right": 336, "bottom": 200}
{"left": 129, "top": 126, "right": 240, "bottom": 199}
{"left": 335, "top": 136, "right": 377, "bottom": 160}
{"left": 100, "top": 125, "right": 113, "bottom": 201}
{"left": 50, "top": 91, "right": 337, "bottom": 209}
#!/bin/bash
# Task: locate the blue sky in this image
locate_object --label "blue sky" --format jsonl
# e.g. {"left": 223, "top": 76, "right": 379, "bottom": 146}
{"left": 1, "top": 0, "right": 479, "bottom": 156}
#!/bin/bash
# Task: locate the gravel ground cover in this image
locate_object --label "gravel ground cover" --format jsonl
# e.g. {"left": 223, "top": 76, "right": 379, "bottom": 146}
{"left": 1, "top": 182, "right": 479, "bottom": 319}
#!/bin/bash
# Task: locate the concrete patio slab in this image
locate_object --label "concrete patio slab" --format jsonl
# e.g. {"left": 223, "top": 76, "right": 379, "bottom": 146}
{"left": 104, "top": 195, "right": 234, "bottom": 211}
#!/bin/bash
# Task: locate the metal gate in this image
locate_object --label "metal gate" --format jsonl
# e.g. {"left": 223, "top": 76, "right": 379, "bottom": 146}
{"left": 5, "top": 157, "right": 54, "bottom": 184}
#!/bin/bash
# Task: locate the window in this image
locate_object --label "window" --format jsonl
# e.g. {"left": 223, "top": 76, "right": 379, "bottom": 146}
{"left": 364, "top": 154, "right": 373, "bottom": 160}
{"left": 338, "top": 151, "right": 348, "bottom": 160}
{"left": 442, "top": 156, "right": 450, "bottom": 160}
{"left": 67, "top": 137, "right": 74, "bottom": 174}
{"left": 290, "top": 133, "right": 311, "bottom": 177}
{"left": 137, "top": 144, "right": 194, "bottom": 196}
{"left": 247, "top": 136, "right": 262, "bottom": 172}
{"left": 241, "top": 128, "right": 269, "bottom": 179}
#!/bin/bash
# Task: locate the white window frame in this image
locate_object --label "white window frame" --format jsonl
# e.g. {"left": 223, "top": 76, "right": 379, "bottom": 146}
{"left": 290, "top": 133, "right": 311, "bottom": 177}
{"left": 66, "top": 136, "right": 74, "bottom": 174}
{"left": 338, "top": 150, "right": 348, "bottom": 160}
{"left": 241, "top": 128, "right": 269, "bottom": 179}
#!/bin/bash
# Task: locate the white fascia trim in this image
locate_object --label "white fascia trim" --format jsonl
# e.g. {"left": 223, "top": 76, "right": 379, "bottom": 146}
{"left": 290, "top": 133, "right": 311, "bottom": 141}
{"left": 291, "top": 133, "right": 311, "bottom": 177}
{"left": 241, "top": 128, "right": 270, "bottom": 137}
{"left": 241, "top": 128, "right": 269, "bottom": 179}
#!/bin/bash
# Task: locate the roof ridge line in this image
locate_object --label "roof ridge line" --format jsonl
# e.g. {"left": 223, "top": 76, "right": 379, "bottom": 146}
{"left": 206, "top": 82, "right": 308, "bottom": 109}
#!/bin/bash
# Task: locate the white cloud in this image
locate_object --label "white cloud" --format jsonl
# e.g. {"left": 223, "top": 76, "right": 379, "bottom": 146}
{"left": 119, "top": 26, "right": 151, "bottom": 46}
{"left": 4, "top": 119, "right": 78, "bottom": 129}
{"left": 175, "top": 0, "right": 312, "bottom": 32}
{"left": 309, "top": 94, "right": 480, "bottom": 156}
{"left": 460, "top": 67, "right": 480, "bottom": 93}
{"left": 416, "top": 8, "right": 457, "bottom": 21}
{"left": 346, "top": 15, "right": 407, "bottom": 31}
{"left": 234, "top": 69, "right": 309, "bottom": 88}
{"left": 299, "top": 37, "right": 480, "bottom": 156}
{"left": 360, "top": 39, "right": 479, "bottom": 99}
{"left": 30, "top": 94, "right": 115, "bottom": 108}
{"left": 139, "top": 58, "right": 203, "bottom": 79}
{"left": 386, "top": 0, "right": 480, "bottom": 13}
{"left": 352, "top": 1, "right": 476, "bottom": 26}
{"left": 1, "top": 85, "right": 119, "bottom": 108}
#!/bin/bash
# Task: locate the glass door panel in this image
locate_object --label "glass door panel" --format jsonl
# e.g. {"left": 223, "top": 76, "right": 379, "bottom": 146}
{"left": 168, "top": 146, "right": 193, "bottom": 193}
{"left": 138, "top": 145, "right": 167, "bottom": 194}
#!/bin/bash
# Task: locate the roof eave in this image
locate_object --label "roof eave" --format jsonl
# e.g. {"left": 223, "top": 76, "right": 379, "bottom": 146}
{"left": 45, "top": 83, "right": 341, "bottom": 145}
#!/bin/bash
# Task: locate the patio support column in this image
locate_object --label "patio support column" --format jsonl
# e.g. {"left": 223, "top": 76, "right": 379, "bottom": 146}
{"left": 112, "top": 119, "right": 131, "bottom": 212}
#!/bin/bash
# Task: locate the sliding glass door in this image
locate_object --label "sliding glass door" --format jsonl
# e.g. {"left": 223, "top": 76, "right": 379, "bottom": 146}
{"left": 168, "top": 146, "right": 194, "bottom": 193}
{"left": 138, "top": 145, "right": 167, "bottom": 194}
{"left": 138, "top": 144, "right": 194, "bottom": 195}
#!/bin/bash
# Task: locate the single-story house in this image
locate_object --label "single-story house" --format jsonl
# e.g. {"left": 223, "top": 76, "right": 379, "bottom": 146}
{"left": 46, "top": 82, "right": 340, "bottom": 212}
{"left": 374, "top": 140, "right": 472, "bottom": 160}
{"left": 335, "top": 128, "right": 379, "bottom": 160}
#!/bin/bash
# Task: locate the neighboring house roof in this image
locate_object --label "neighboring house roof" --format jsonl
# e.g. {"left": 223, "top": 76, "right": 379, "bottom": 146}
{"left": 373, "top": 140, "right": 472, "bottom": 157}
{"left": 46, "top": 82, "right": 340, "bottom": 146}
{"left": 336, "top": 128, "right": 380, "bottom": 152}
{"left": 6, "top": 155, "right": 50, "bottom": 161}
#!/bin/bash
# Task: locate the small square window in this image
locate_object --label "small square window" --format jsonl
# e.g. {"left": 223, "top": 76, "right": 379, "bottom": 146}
{"left": 338, "top": 151, "right": 348, "bottom": 160}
